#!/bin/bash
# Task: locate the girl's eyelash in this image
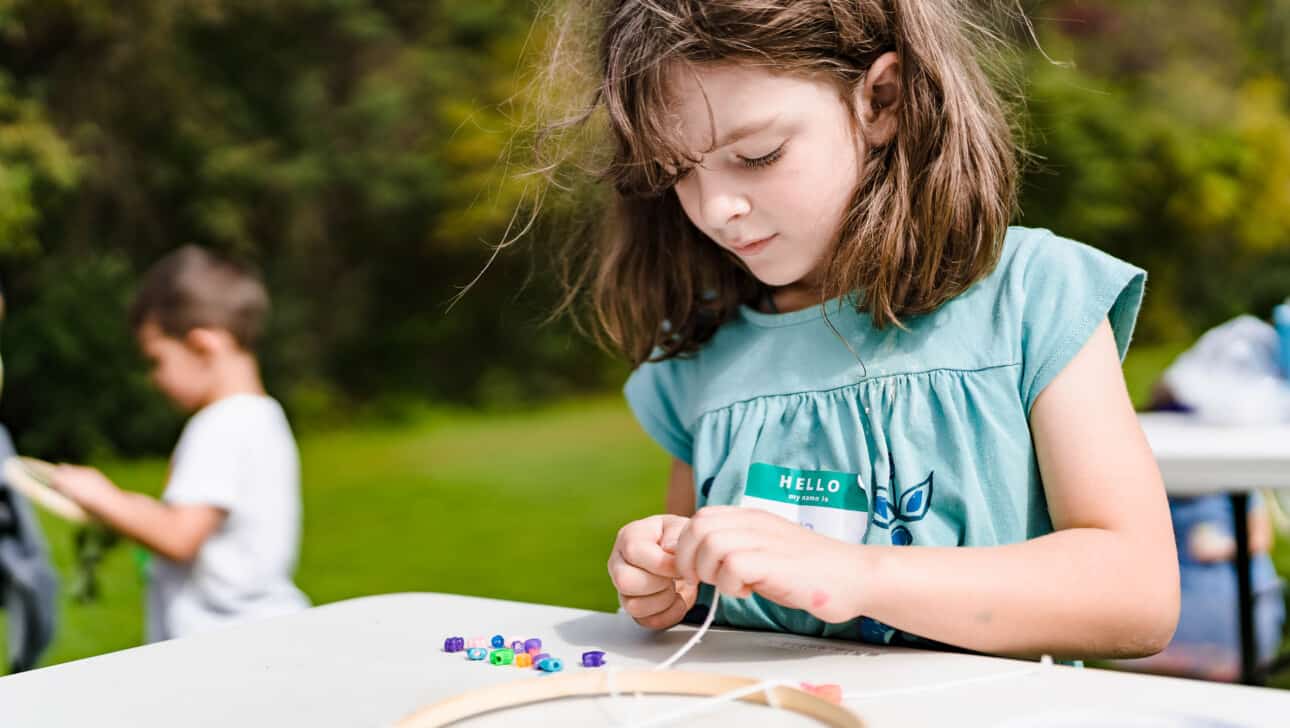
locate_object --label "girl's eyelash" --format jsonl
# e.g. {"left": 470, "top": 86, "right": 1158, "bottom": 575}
{"left": 739, "top": 143, "right": 786, "bottom": 169}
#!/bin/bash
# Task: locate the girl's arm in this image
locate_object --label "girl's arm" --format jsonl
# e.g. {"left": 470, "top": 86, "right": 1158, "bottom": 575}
{"left": 672, "top": 320, "right": 1180, "bottom": 659}
{"left": 52, "top": 465, "right": 225, "bottom": 563}
{"left": 666, "top": 459, "right": 697, "bottom": 517}
{"left": 857, "top": 319, "right": 1179, "bottom": 658}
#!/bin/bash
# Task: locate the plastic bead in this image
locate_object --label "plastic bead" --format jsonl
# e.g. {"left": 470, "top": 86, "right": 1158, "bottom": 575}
{"left": 443, "top": 637, "right": 465, "bottom": 653}
{"left": 490, "top": 635, "right": 506, "bottom": 649}
{"left": 511, "top": 640, "right": 525, "bottom": 652}
{"left": 537, "top": 657, "right": 564, "bottom": 673}
{"left": 523, "top": 638, "right": 542, "bottom": 653}
{"left": 466, "top": 636, "right": 487, "bottom": 649}
{"left": 466, "top": 647, "right": 487, "bottom": 661}
{"left": 490, "top": 648, "right": 515, "bottom": 666}
{"left": 515, "top": 653, "right": 533, "bottom": 668}
{"left": 581, "top": 651, "right": 606, "bottom": 668}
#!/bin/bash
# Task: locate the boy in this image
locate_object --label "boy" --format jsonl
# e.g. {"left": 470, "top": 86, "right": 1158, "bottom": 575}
{"left": 52, "top": 246, "right": 309, "bottom": 642}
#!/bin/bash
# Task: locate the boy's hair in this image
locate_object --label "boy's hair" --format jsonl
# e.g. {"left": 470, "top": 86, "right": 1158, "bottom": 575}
{"left": 533, "top": 0, "right": 1022, "bottom": 366}
{"left": 129, "top": 246, "right": 269, "bottom": 350}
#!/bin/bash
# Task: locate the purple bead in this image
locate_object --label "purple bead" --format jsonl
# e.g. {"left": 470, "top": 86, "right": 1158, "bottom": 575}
{"left": 531, "top": 653, "right": 550, "bottom": 667}
{"left": 444, "top": 636, "right": 465, "bottom": 653}
{"left": 523, "top": 638, "right": 542, "bottom": 653}
{"left": 581, "top": 651, "right": 606, "bottom": 667}
{"left": 511, "top": 640, "right": 525, "bottom": 652}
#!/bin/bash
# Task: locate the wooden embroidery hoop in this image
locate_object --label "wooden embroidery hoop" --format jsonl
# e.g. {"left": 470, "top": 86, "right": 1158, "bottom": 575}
{"left": 3, "top": 456, "right": 91, "bottom": 524}
{"left": 397, "top": 669, "right": 865, "bottom": 727}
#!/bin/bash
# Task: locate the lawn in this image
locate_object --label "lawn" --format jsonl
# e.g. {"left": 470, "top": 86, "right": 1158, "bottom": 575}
{"left": 5, "top": 342, "right": 1289, "bottom": 686}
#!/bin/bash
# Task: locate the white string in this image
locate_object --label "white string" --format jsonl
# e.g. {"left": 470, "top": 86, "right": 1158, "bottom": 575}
{"left": 620, "top": 679, "right": 797, "bottom": 728}
{"left": 607, "top": 667, "right": 620, "bottom": 699}
{"left": 653, "top": 592, "right": 721, "bottom": 671}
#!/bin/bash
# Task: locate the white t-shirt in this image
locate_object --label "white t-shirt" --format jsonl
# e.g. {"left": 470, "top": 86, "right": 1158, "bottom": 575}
{"left": 146, "top": 394, "right": 310, "bottom": 642}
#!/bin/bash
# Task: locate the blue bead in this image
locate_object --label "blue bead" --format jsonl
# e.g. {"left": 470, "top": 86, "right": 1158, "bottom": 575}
{"left": 581, "top": 651, "right": 606, "bottom": 667}
{"left": 537, "top": 657, "right": 564, "bottom": 673}
{"left": 466, "top": 647, "right": 487, "bottom": 661}
{"left": 490, "top": 634, "right": 505, "bottom": 648}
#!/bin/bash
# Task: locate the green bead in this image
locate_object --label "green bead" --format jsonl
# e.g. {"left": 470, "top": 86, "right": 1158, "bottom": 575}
{"left": 489, "top": 648, "right": 514, "bottom": 666}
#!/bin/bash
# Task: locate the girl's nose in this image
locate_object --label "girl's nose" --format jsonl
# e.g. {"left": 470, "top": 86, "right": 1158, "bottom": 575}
{"left": 698, "top": 176, "right": 751, "bottom": 229}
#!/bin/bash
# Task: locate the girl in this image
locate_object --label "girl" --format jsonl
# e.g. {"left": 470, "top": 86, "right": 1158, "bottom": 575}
{"left": 539, "top": 0, "right": 1179, "bottom": 659}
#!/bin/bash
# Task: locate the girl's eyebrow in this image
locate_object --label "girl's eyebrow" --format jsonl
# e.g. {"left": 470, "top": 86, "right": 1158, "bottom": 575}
{"left": 705, "top": 114, "right": 780, "bottom": 153}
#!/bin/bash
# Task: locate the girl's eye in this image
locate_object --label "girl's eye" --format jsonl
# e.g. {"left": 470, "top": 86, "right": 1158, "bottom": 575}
{"left": 739, "top": 142, "right": 786, "bottom": 169}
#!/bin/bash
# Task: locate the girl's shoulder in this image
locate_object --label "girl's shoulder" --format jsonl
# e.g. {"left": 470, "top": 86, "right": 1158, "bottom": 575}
{"left": 985, "top": 226, "right": 1147, "bottom": 412}
{"left": 623, "top": 226, "right": 1146, "bottom": 432}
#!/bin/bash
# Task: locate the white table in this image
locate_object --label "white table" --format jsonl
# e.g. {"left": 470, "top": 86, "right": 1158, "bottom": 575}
{"left": 1140, "top": 412, "right": 1290, "bottom": 685}
{"left": 1, "top": 592, "right": 1286, "bottom": 727}
{"left": 1140, "top": 413, "right": 1290, "bottom": 495}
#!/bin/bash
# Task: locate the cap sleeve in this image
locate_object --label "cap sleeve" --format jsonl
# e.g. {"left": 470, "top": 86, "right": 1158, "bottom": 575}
{"left": 624, "top": 358, "right": 694, "bottom": 464}
{"left": 1018, "top": 232, "right": 1146, "bottom": 413}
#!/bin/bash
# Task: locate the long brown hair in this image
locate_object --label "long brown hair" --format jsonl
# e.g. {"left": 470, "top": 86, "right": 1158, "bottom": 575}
{"left": 530, "top": 0, "right": 1023, "bottom": 366}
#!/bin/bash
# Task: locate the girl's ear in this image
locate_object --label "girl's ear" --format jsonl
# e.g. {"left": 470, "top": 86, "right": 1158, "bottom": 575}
{"left": 856, "top": 51, "right": 901, "bottom": 147}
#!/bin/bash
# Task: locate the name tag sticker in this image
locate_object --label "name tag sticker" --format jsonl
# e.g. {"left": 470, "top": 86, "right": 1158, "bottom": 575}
{"left": 741, "top": 463, "right": 869, "bottom": 543}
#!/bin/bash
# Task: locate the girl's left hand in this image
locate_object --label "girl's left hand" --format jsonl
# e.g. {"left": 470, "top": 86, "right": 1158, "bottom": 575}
{"left": 672, "top": 506, "right": 865, "bottom": 624}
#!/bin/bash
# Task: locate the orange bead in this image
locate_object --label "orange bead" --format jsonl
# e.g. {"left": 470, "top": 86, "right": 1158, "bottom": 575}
{"left": 515, "top": 653, "right": 533, "bottom": 668}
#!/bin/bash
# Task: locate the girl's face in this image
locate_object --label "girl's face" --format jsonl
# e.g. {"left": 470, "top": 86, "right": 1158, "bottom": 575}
{"left": 668, "top": 64, "right": 865, "bottom": 301}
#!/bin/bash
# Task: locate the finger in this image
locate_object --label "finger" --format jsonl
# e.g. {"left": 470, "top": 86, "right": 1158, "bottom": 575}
{"left": 634, "top": 592, "right": 690, "bottom": 631}
{"left": 675, "top": 578, "right": 699, "bottom": 611}
{"left": 621, "top": 585, "right": 683, "bottom": 619}
{"left": 658, "top": 514, "right": 690, "bottom": 553}
{"left": 608, "top": 553, "right": 674, "bottom": 597}
{"left": 693, "top": 529, "right": 765, "bottom": 587}
{"left": 673, "top": 508, "right": 745, "bottom": 584}
{"left": 620, "top": 534, "right": 679, "bottom": 579}
{"left": 712, "top": 550, "right": 781, "bottom": 601}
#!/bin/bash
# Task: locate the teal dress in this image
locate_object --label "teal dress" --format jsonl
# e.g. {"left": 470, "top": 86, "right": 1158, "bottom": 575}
{"left": 625, "top": 227, "right": 1146, "bottom": 646}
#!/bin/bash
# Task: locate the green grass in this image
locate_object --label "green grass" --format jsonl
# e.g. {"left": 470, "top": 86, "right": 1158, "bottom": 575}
{"left": 6, "top": 342, "right": 1290, "bottom": 681}
{"left": 10, "top": 395, "right": 669, "bottom": 667}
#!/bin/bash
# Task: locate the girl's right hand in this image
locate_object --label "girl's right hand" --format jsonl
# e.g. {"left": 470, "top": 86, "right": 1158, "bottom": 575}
{"left": 608, "top": 514, "right": 698, "bottom": 630}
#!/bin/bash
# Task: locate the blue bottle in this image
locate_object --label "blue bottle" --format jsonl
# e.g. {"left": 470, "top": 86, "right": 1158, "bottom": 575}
{"left": 1275, "top": 302, "right": 1290, "bottom": 379}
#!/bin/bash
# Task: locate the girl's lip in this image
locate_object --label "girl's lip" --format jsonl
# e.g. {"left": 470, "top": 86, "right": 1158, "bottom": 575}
{"left": 731, "top": 234, "right": 776, "bottom": 255}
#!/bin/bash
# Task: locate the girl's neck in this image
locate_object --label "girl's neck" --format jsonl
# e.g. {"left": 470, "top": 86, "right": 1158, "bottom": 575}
{"left": 765, "top": 273, "right": 826, "bottom": 314}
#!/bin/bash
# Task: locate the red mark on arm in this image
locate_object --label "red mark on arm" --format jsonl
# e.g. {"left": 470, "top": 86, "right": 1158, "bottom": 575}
{"left": 810, "top": 590, "right": 830, "bottom": 609}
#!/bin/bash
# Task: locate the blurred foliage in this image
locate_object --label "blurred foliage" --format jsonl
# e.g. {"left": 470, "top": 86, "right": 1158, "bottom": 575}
{"left": 0, "top": 0, "right": 611, "bottom": 458}
{"left": 0, "top": 0, "right": 1285, "bottom": 458}
{"left": 1020, "top": 0, "right": 1290, "bottom": 342}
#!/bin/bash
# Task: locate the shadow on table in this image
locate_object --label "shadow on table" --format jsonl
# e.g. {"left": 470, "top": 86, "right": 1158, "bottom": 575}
{"left": 551, "top": 611, "right": 883, "bottom": 667}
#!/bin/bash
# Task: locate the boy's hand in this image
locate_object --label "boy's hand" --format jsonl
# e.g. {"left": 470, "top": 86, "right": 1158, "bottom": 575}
{"left": 608, "top": 514, "right": 697, "bottom": 630}
{"left": 51, "top": 465, "right": 119, "bottom": 511}
{"left": 672, "top": 506, "right": 864, "bottom": 624}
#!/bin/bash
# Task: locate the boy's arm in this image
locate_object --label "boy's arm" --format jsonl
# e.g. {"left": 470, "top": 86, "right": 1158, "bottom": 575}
{"left": 52, "top": 465, "right": 224, "bottom": 563}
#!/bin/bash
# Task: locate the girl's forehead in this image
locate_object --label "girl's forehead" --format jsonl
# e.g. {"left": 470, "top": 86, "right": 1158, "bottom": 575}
{"left": 662, "top": 63, "right": 845, "bottom": 152}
